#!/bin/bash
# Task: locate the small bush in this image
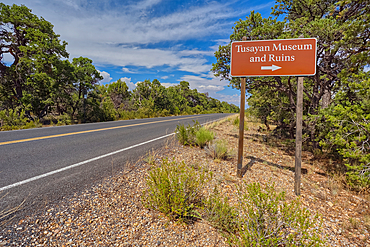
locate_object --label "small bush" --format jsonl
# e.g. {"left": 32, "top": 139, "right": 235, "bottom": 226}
{"left": 232, "top": 116, "right": 248, "bottom": 130}
{"left": 144, "top": 149, "right": 157, "bottom": 165}
{"left": 142, "top": 158, "right": 212, "bottom": 223}
{"left": 204, "top": 182, "right": 324, "bottom": 246}
{"left": 175, "top": 120, "right": 201, "bottom": 145}
{"left": 233, "top": 117, "right": 239, "bottom": 127}
{"left": 205, "top": 139, "right": 229, "bottom": 160}
{"left": 195, "top": 127, "right": 214, "bottom": 148}
{"left": 0, "top": 108, "right": 41, "bottom": 131}
{"left": 203, "top": 188, "right": 239, "bottom": 235}
{"left": 56, "top": 113, "right": 72, "bottom": 126}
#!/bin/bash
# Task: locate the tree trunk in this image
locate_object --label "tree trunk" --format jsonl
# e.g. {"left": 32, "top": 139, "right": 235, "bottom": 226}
{"left": 321, "top": 86, "right": 331, "bottom": 109}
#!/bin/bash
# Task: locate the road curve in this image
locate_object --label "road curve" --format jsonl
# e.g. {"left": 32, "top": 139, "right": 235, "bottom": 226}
{"left": 0, "top": 113, "right": 232, "bottom": 221}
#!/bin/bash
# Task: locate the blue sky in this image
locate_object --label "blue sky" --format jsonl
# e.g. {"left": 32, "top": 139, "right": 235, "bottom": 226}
{"left": 3, "top": 0, "right": 275, "bottom": 106}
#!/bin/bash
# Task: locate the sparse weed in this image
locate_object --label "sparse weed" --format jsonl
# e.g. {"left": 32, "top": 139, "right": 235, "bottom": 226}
{"left": 325, "top": 177, "right": 342, "bottom": 196}
{"left": 347, "top": 217, "right": 360, "bottom": 230}
{"left": 205, "top": 139, "right": 229, "bottom": 160}
{"left": 223, "top": 173, "right": 237, "bottom": 183}
{"left": 364, "top": 215, "right": 370, "bottom": 231}
{"left": 232, "top": 116, "right": 248, "bottom": 130}
{"left": 144, "top": 149, "right": 157, "bottom": 165}
{"left": 203, "top": 187, "right": 239, "bottom": 235}
{"left": 0, "top": 193, "right": 25, "bottom": 224}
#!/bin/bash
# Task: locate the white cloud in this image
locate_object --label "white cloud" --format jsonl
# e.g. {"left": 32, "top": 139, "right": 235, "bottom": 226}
{"left": 161, "top": 82, "right": 178, "bottom": 88}
{"left": 131, "top": 0, "right": 163, "bottom": 11}
{"left": 20, "top": 0, "right": 246, "bottom": 74}
{"left": 98, "top": 70, "right": 112, "bottom": 83}
{"left": 180, "top": 71, "right": 229, "bottom": 93}
{"left": 68, "top": 44, "right": 211, "bottom": 74}
{"left": 214, "top": 93, "right": 240, "bottom": 105}
{"left": 176, "top": 70, "right": 242, "bottom": 105}
{"left": 160, "top": 76, "right": 169, "bottom": 80}
{"left": 122, "top": 67, "right": 136, "bottom": 73}
{"left": 119, "top": 77, "right": 137, "bottom": 91}
{"left": 364, "top": 65, "right": 370, "bottom": 72}
{"left": 209, "top": 38, "right": 231, "bottom": 52}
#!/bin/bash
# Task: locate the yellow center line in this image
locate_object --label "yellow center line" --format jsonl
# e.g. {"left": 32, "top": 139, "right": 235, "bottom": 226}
{"left": 0, "top": 116, "right": 199, "bottom": 146}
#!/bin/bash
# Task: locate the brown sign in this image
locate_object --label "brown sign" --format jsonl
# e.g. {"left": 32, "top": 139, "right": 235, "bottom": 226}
{"left": 230, "top": 38, "right": 317, "bottom": 77}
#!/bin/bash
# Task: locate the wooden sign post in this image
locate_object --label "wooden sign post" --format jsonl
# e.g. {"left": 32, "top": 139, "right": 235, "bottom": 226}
{"left": 237, "top": 37, "right": 247, "bottom": 178}
{"left": 237, "top": 77, "right": 246, "bottom": 178}
{"left": 294, "top": 76, "right": 303, "bottom": 195}
{"left": 230, "top": 37, "right": 317, "bottom": 195}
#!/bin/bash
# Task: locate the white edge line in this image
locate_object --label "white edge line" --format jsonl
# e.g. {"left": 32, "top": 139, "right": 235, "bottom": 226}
{"left": 0, "top": 133, "right": 174, "bottom": 192}
{"left": 0, "top": 116, "right": 228, "bottom": 192}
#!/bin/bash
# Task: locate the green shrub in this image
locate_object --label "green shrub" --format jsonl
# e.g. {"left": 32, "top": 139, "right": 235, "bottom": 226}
{"left": 0, "top": 108, "right": 41, "bottom": 131}
{"left": 233, "top": 117, "right": 240, "bottom": 127}
{"left": 142, "top": 158, "right": 212, "bottom": 223}
{"left": 118, "top": 110, "right": 136, "bottom": 120}
{"left": 195, "top": 127, "right": 214, "bottom": 148}
{"left": 203, "top": 188, "right": 239, "bottom": 235}
{"left": 56, "top": 113, "right": 72, "bottom": 126}
{"left": 232, "top": 116, "right": 248, "bottom": 130}
{"left": 204, "top": 182, "right": 324, "bottom": 246}
{"left": 175, "top": 120, "right": 201, "bottom": 145}
{"left": 205, "top": 139, "right": 229, "bottom": 160}
{"left": 317, "top": 74, "right": 370, "bottom": 189}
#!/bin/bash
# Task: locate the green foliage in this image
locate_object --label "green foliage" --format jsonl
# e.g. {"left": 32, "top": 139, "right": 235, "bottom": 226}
{"left": 317, "top": 73, "right": 370, "bottom": 189}
{"left": 212, "top": 2, "right": 370, "bottom": 136}
{"left": 175, "top": 120, "right": 201, "bottom": 146}
{"left": 232, "top": 116, "right": 248, "bottom": 130}
{"left": 0, "top": 108, "right": 41, "bottom": 130}
{"left": 56, "top": 113, "right": 72, "bottom": 126}
{"left": 142, "top": 158, "right": 212, "bottom": 223}
{"left": 203, "top": 188, "right": 239, "bottom": 234}
{"left": 0, "top": 3, "right": 239, "bottom": 129}
{"left": 195, "top": 127, "right": 214, "bottom": 148}
{"left": 0, "top": 3, "right": 69, "bottom": 118}
{"left": 233, "top": 117, "right": 239, "bottom": 127}
{"left": 204, "top": 182, "right": 324, "bottom": 246}
{"left": 205, "top": 139, "right": 229, "bottom": 160}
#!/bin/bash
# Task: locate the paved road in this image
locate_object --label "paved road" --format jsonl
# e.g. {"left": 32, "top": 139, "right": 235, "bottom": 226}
{"left": 0, "top": 113, "right": 232, "bottom": 221}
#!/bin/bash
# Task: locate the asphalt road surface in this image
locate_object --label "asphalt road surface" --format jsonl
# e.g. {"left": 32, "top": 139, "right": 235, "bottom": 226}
{"left": 0, "top": 113, "right": 232, "bottom": 222}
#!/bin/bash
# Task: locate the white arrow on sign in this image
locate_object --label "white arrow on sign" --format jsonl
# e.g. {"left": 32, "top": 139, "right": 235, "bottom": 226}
{"left": 261, "top": 65, "right": 282, "bottom": 71}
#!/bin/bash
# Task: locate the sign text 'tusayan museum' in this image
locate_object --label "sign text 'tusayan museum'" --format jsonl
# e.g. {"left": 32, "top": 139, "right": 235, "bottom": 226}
{"left": 230, "top": 38, "right": 317, "bottom": 77}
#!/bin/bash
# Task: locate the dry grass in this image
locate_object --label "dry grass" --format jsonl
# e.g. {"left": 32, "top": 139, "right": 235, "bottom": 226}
{"left": 0, "top": 193, "right": 26, "bottom": 226}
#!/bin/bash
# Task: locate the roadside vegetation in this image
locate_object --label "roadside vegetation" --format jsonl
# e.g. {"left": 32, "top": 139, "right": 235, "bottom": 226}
{"left": 143, "top": 117, "right": 325, "bottom": 246}
{"left": 0, "top": 3, "right": 238, "bottom": 131}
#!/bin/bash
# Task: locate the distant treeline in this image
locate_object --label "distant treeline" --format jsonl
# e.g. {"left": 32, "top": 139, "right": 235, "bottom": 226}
{"left": 0, "top": 3, "right": 238, "bottom": 130}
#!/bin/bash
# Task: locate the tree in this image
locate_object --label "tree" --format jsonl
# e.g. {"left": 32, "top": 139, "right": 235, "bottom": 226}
{"left": 99, "top": 79, "right": 131, "bottom": 109}
{"left": 212, "top": 0, "right": 370, "bottom": 147}
{"left": 69, "top": 57, "right": 102, "bottom": 121}
{"left": 317, "top": 72, "right": 370, "bottom": 189}
{"left": 0, "top": 3, "right": 69, "bottom": 118}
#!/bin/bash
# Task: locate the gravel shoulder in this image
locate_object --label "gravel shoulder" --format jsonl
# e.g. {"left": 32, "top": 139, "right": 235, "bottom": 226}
{"left": 1, "top": 117, "right": 369, "bottom": 246}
